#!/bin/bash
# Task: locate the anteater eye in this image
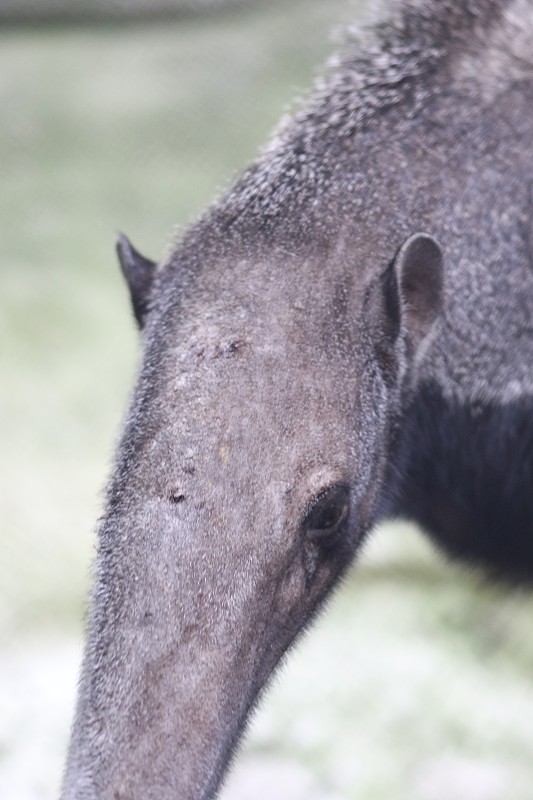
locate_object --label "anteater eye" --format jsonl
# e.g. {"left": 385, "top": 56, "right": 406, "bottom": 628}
{"left": 304, "top": 485, "right": 350, "bottom": 539}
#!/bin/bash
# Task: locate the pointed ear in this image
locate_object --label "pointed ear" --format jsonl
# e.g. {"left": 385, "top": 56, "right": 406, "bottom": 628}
{"left": 394, "top": 233, "right": 443, "bottom": 354}
{"left": 116, "top": 233, "right": 157, "bottom": 329}
{"left": 365, "top": 233, "right": 443, "bottom": 382}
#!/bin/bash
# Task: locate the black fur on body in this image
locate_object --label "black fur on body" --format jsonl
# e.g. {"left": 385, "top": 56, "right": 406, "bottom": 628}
{"left": 62, "top": 1, "right": 533, "bottom": 798}
{"left": 386, "top": 382, "right": 533, "bottom": 583}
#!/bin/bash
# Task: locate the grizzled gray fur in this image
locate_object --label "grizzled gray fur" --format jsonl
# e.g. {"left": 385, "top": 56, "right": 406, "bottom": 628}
{"left": 62, "top": 1, "right": 533, "bottom": 798}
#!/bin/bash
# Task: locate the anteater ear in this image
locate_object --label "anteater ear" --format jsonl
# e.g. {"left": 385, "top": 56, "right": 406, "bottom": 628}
{"left": 365, "top": 233, "right": 443, "bottom": 383}
{"left": 394, "top": 233, "right": 443, "bottom": 353}
{"left": 116, "top": 233, "right": 157, "bottom": 329}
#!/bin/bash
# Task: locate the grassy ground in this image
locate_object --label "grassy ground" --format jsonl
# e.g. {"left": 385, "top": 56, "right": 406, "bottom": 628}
{"left": 1, "top": 2, "right": 532, "bottom": 798}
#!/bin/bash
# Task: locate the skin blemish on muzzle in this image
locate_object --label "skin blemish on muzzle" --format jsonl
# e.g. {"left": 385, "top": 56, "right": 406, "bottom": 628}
{"left": 193, "top": 339, "right": 247, "bottom": 363}
{"left": 168, "top": 487, "right": 186, "bottom": 504}
{"left": 158, "top": 464, "right": 197, "bottom": 504}
{"left": 218, "top": 445, "right": 229, "bottom": 465}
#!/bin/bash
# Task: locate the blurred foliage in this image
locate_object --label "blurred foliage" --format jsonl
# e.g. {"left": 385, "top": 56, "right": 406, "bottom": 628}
{"left": 0, "top": 0, "right": 266, "bottom": 25}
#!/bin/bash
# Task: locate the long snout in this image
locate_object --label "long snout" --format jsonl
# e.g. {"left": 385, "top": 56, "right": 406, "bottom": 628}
{"left": 61, "top": 504, "right": 304, "bottom": 800}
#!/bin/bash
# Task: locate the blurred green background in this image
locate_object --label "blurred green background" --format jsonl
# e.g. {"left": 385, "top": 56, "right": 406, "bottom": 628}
{"left": 1, "top": 1, "right": 532, "bottom": 798}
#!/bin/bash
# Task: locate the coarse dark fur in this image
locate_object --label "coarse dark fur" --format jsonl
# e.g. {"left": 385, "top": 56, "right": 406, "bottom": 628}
{"left": 385, "top": 382, "right": 533, "bottom": 583}
{"left": 62, "top": 1, "right": 533, "bottom": 798}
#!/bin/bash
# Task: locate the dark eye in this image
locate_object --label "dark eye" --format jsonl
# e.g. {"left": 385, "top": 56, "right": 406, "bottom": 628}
{"left": 304, "top": 485, "right": 350, "bottom": 540}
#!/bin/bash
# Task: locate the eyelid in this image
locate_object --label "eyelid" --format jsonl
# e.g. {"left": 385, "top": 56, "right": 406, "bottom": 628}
{"left": 303, "top": 483, "right": 350, "bottom": 528}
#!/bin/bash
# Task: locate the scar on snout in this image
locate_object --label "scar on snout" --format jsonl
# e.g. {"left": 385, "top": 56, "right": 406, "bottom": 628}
{"left": 194, "top": 339, "right": 246, "bottom": 362}
{"left": 168, "top": 487, "right": 186, "bottom": 504}
{"left": 218, "top": 445, "right": 229, "bottom": 465}
{"left": 225, "top": 340, "right": 244, "bottom": 355}
{"left": 213, "top": 339, "right": 246, "bottom": 359}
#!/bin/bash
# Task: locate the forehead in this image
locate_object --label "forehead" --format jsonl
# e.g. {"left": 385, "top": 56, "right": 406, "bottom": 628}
{"left": 142, "top": 252, "right": 362, "bottom": 408}
{"left": 155, "top": 245, "right": 368, "bottom": 367}
{"left": 118, "top": 247, "right": 383, "bottom": 499}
